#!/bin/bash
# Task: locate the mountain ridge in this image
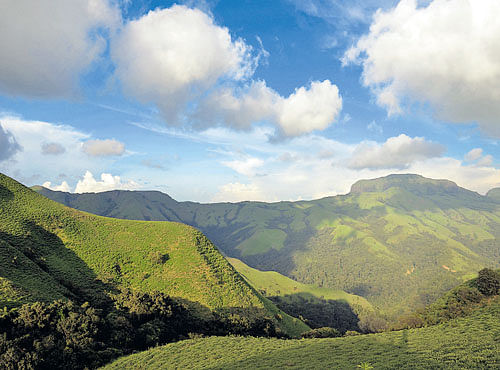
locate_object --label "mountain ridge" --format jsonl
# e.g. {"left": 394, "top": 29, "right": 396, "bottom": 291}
{"left": 33, "top": 174, "right": 500, "bottom": 320}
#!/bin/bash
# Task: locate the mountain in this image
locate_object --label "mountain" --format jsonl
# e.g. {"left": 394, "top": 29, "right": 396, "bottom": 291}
{"left": 102, "top": 295, "right": 500, "bottom": 369}
{"left": 35, "top": 174, "right": 500, "bottom": 319}
{"left": 1, "top": 173, "right": 308, "bottom": 337}
{"left": 487, "top": 187, "right": 500, "bottom": 201}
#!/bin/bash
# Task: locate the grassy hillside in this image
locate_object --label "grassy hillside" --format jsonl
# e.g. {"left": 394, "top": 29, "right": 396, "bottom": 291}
{"left": 102, "top": 296, "right": 500, "bottom": 369}
{"left": 228, "top": 257, "right": 374, "bottom": 332}
{"left": 35, "top": 174, "right": 500, "bottom": 319}
{"left": 1, "top": 173, "right": 306, "bottom": 337}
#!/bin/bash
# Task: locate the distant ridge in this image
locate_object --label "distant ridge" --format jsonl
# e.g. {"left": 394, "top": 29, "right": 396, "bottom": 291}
{"left": 34, "top": 174, "right": 500, "bottom": 320}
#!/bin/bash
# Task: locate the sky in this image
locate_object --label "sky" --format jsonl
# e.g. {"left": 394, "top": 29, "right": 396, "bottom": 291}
{"left": 1, "top": 0, "right": 500, "bottom": 202}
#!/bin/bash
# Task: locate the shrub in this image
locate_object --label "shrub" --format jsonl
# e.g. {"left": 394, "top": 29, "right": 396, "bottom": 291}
{"left": 301, "top": 327, "right": 341, "bottom": 338}
{"left": 476, "top": 268, "right": 500, "bottom": 296}
{"left": 148, "top": 251, "right": 169, "bottom": 264}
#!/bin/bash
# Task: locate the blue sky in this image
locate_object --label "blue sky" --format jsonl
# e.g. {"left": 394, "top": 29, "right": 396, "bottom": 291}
{"left": 1, "top": 0, "right": 499, "bottom": 201}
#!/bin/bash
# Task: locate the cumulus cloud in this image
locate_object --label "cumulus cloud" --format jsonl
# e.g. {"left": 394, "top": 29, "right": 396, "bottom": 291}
{"left": 349, "top": 134, "right": 444, "bottom": 170}
{"left": 222, "top": 156, "right": 264, "bottom": 177}
{"left": 0, "top": 0, "right": 120, "bottom": 98}
{"left": 465, "top": 148, "right": 483, "bottom": 162}
{"left": 278, "top": 80, "right": 342, "bottom": 136}
{"left": 41, "top": 142, "right": 65, "bottom": 155}
{"left": 74, "top": 171, "right": 139, "bottom": 193}
{"left": 113, "top": 5, "right": 342, "bottom": 136}
{"left": 196, "top": 80, "right": 342, "bottom": 136}
{"left": 464, "top": 148, "right": 494, "bottom": 167}
{"left": 42, "top": 181, "right": 71, "bottom": 192}
{"left": 82, "top": 139, "right": 125, "bottom": 157}
{"left": 0, "top": 124, "right": 22, "bottom": 161}
{"left": 344, "top": 0, "right": 500, "bottom": 135}
{"left": 111, "top": 4, "right": 255, "bottom": 122}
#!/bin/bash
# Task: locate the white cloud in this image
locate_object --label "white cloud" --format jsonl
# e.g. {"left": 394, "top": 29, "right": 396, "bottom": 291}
{"left": 0, "top": 124, "right": 22, "bottom": 161}
{"left": 477, "top": 154, "right": 493, "bottom": 167}
{"left": 344, "top": 0, "right": 500, "bottom": 136}
{"left": 465, "top": 148, "right": 483, "bottom": 162}
{"left": 42, "top": 181, "right": 71, "bottom": 192}
{"left": 222, "top": 156, "right": 264, "bottom": 177}
{"left": 111, "top": 4, "right": 255, "bottom": 122}
{"left": 74, "top": 171, "right": 139, "bottom": 193}
{"left": 211, "top": 182, "right": 269, "bottom": 202}
{"left": 0, "top": 0, "right": 120, "bottom": 98}
{"left": 82, "top": 139, "right": 125, "bottom": 156}
{"left": 41, "top": 142, "right": 66, "bottom": 155}
{"left": 349, "top": 134, "right": 444, "bottom": 170}
{"left": 0, "top": 115, "right": 129, "bottom": 187}
{"left": 113, "top": 5, "right": 342, "bottom": 136}
{"left": 278, "top": 80, "right": 342, "bottom": 136}
{"left": 196, "top": 79, "right": 342, "bottom": 136}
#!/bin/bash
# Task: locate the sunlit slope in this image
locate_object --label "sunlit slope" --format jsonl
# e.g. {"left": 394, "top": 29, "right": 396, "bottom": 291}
{"left": 102, "top": 296, "right": 500, "bottom": 369}
{"left": 1, "top": 173, "right": 304, "bottom": 335}
{"left": 228, "top": 257, "right": 371, "bottom": 308}
{"left": 35, "top": 174, "right": 500, "bottom": 317}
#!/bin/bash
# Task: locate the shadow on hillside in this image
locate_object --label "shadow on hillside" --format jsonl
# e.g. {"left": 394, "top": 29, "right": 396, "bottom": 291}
{"left": 0, "top": 184, "right": 13, "bottom": 201}
{"left": 0, "top": 221, "right": 118, "bottom": 308}
{"left": 269, "top": 292, "right": 361, "bottom": 333}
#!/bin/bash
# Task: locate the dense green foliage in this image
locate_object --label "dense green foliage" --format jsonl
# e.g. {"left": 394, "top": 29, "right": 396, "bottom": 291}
{"left": 394, "top": 268, "right": 500, "bottom": 330}
{"left": 102, "top": 296, "right": 500, "bottom": 369}
{"left": 0, "top": 290, "right": 280, "bottom": 369}
{"left": 36, "top": 174, "right": 500, "bottom": 320}
{"left": 0, "top": 173, "right": 305, "bottom": 338}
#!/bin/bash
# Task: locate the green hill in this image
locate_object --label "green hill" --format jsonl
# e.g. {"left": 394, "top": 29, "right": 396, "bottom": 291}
{"left": 228, "top": 257, "right": 374, "bottom": 332}
{"left": 0, "top": 173, "right": 307, "bottom": 337}
{"left": 35, "top": 174, "right": 500, "bottom": 320}
{"left": 102, "top": 295, "right": 500, "bottom": 369}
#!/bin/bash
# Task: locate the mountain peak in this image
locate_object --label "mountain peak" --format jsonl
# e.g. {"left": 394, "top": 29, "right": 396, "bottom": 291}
{"left": 349, "top": 174, "right": 461, "bottom": 195}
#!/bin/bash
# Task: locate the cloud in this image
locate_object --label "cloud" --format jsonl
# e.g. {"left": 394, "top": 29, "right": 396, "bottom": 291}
{"left": 111, "top": 4, "right": 255, "bottom": 122}
{"left": 464, "top": 148, "right": 494, "bottom": 167}
{"left": 74, "top": 171, "right": 139, "bottom": 193}
{"left": 222, "top": 156, "right": 264, "bottom": 176}
{"left": 0, "top": 124, "right": 22, "bottom": 161}
{"left": 367, "top": 121, "right": 383, "bottom": 134}
{"left": 465, "top": 148, "right": 483, "bottom": 162}
{"left": 141, "top": 159, "right": 166, "bottom": 170}
{"left": 0, "top": 115, "right": 128, "bottom": 187}
{"left": 477, "top": 155, "right": 493, "bottom": 167}
{"left": 41, "top": 142, "right": 66, "bottom": 155}
{"left": 211, "top": 182, "right": 269, "bottom": 202}
{"left": 196, "top": 79, "right": 342, "bottom": 136}
{"left": 344, "top": 0, "right": 500, "bottom": 136}
{"left": 0, "top": 0, "right": 120, "bottom": 98}
{"left": 82, "top": 139, "right": 125, "bottom": 157}
{"left": 42, "top": 181, "right": 71, "bottom": 192}
{"left": 113, "top": 5, "right": 342, "bottom": 136}
{"left": 349, "top": 134, "right": 444, "bottom": 170}
{"left": 278, "top": 80, "right": 342, "bottom": 136}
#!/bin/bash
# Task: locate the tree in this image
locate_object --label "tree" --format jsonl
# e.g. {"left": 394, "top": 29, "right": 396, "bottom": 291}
{"left": 476, "top": 268, "right": 500, "bottom": 296}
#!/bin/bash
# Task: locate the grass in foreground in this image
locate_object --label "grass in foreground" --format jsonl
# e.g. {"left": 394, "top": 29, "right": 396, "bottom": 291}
{"left": 103, "top": 297, "right": 500, "bottom": 369}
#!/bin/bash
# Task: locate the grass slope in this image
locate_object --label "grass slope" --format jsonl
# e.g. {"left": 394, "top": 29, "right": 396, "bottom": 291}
{"left": 103, "top": 296, "right": 500, "bottom": 369}
{"left": 1, "top": 173, "right": 306, "bottom": 337}
{"left": 228, "top": 257, "right": 371, "bottom": 308}
{"left": 35, "top": 174, "right": 500, "bottom": 318}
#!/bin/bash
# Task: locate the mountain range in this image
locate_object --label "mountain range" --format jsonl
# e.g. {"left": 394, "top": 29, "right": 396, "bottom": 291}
{"left": 34, "top": 174, "right": 500, "bottom": 320}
